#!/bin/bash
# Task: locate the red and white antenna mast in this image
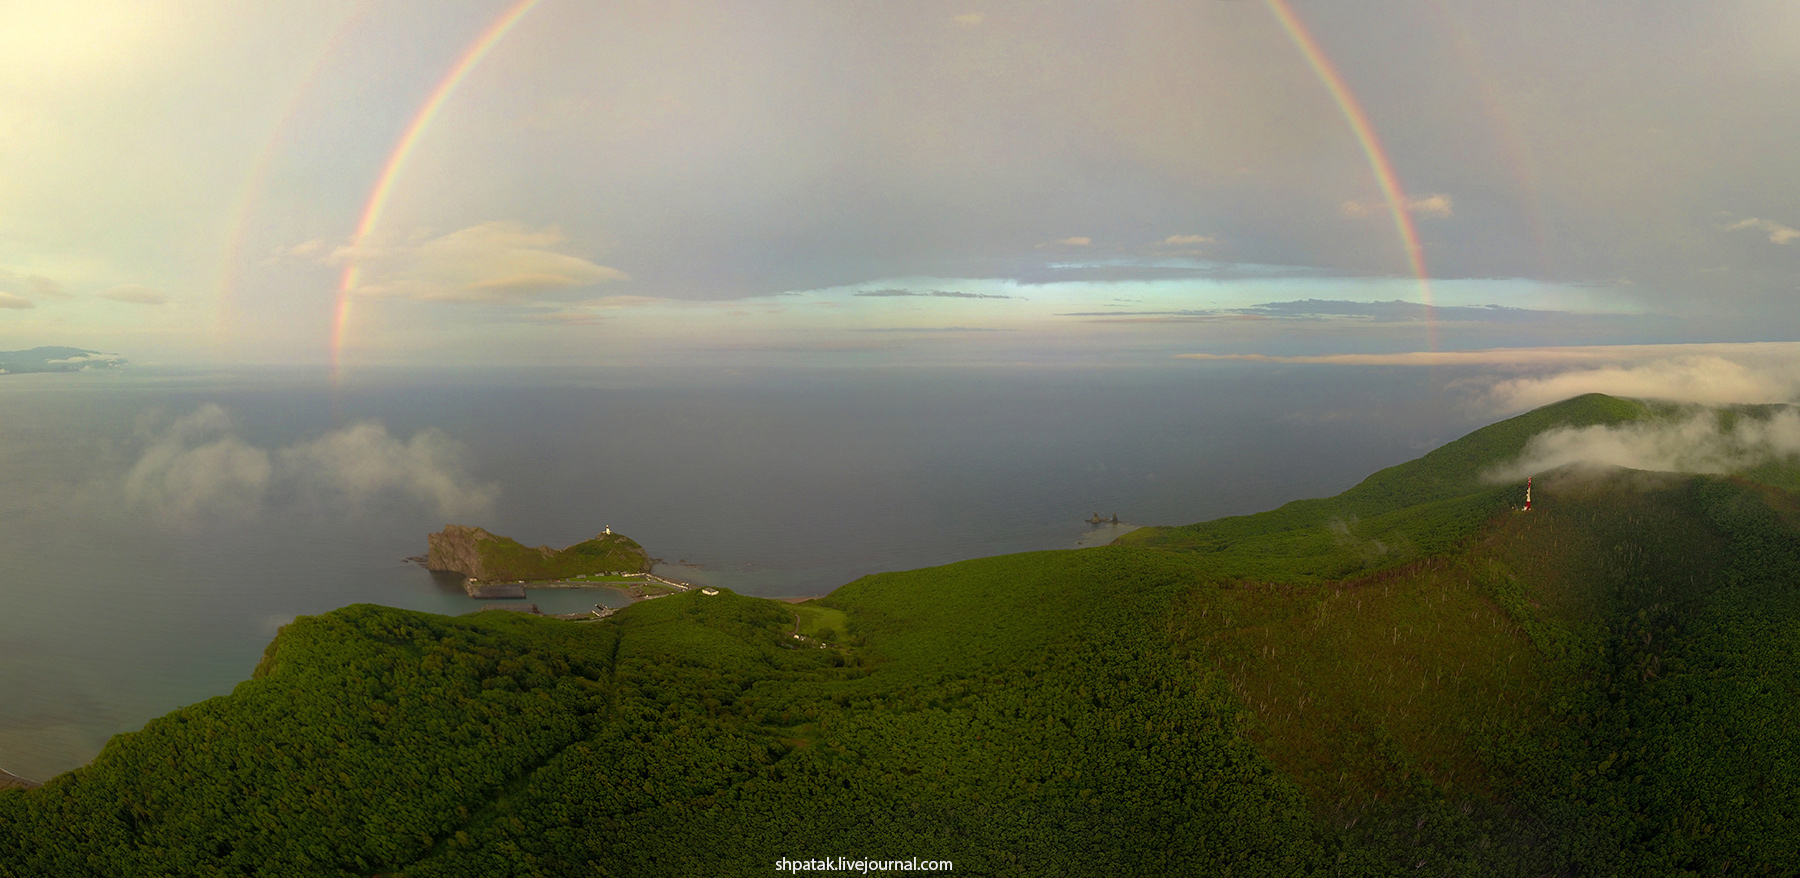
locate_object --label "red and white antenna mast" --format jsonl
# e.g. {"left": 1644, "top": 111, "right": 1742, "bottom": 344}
{"left": 1524, "top": 476, "right": 1532, "bottom": 512}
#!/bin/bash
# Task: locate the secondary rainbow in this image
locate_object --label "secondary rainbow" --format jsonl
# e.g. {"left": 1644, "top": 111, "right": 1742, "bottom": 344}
{"left": 1264, "top": 0, "right": 1439, "bottom": 350}
{"left": 212, "top": 1, "right": 375, "bottom": 351}
{"left": 331, "top": 0, "right": 544, "bottom": 380}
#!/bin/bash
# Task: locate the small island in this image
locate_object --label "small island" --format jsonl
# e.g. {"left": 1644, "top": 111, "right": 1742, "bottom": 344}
{"left": 425, "top": 524, "right": 691, "bottom": 601}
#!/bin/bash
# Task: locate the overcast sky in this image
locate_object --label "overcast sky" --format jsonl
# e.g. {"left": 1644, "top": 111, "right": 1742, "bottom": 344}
{"left": 1, "top": 1, "right": 1797, "bottom": 368}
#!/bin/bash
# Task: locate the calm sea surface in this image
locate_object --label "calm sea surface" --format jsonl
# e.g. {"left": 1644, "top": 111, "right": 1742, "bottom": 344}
{"left": 0, "top": 364, "right": 1486, "bottom": 779}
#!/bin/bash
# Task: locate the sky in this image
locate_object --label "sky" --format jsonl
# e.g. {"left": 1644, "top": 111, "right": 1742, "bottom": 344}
{"left": 1, "top": 0, "right": 1798, "bottom": 376}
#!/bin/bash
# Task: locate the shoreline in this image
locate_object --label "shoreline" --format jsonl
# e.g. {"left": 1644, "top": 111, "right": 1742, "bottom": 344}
{"left": 462, "top": 571, "right": 696, "bottom": 603}
{"left": 0, "top": 766, "right": 40, "bottom": 791}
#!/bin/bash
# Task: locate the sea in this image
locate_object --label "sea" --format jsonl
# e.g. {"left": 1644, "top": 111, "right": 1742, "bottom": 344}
{"left": 0, "top": 363, "right": 1489, "bottom": 780}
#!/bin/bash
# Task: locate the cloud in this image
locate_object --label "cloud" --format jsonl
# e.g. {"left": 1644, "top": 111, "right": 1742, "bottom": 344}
{"left": 1160, "top": 234, "right": 1216, "bottom": 246}
{"left": 273, "top": 421, "right": 498, "bottom": 517}
{"left": 1181, "top": 341, "right": 1800, "bottom": 413}
{"left": 0, "top": 292, "right": 35, "bottom": 310}
{"left": 854, "top": 289, "right": 1014, "bottom": 299}
{"left": 1488, "top": 406, "right": 1800, "bottom": 482}
{"left": 952, "top": 12, "right": 985, "bottom": 26}
{"left": 1726, "top": 218, "right": 1800, "bottom": 244}
{"left": 46, "top": 352, "right": 124, "bottom": 365}
{"left": 28, "top": 276, "right": 67, "bottom": 298}
{"left": 123, "top": 404, "right": 498, "bottom": 525}
{"left": 1340, "top": 194, "right": 1454, "bottom": 220}
{"left": 519, "top": 294, "right": 672, "bottom": 324}
{"left": 1485, "top": 357, "right": 1800, "bottom": 411}
{"left": 350, "top": 222, "right": 628, "bottom": 304}
{"left": 1407, "top": 194, "right": 1453, "bottom": 218}
{"left": 1178, "top": 341, "right": 1800, "bottom": 367}
{"left": 0, "top": 272, "right": 70, "bottom": 300}
{"left": 262, "top": 238, "right": 334, "bottom": 263}
{"left": 523, "top": 311, "right": 609, "bottom": 326}
{"left": 123, "top": 405, "right": 272, "bottom": 522}
{"left": 1053, "top": 236, "right": 1091, "bottom": 246}
{"left": 97, "top": 284, "right": 169, "bottom": 305}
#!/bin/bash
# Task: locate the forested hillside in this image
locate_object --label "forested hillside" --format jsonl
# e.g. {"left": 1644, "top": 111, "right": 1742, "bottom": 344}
{"left": 4, "top": 394, "right": 1799, "bottom": 875}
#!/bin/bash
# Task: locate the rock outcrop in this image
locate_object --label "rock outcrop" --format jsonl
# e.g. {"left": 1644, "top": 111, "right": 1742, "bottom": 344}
{"left": 426, "top": 525, "right": 502, "bottom": 580}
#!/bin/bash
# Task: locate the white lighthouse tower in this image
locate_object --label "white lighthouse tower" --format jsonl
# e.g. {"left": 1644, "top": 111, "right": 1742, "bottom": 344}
{"left": 1523, "top": 476, "right": 1532, "bottom": 512}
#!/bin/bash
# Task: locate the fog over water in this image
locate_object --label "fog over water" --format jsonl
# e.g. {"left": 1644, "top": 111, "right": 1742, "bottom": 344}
{"left": 0, "top": 364, "right": 1485, "bottom": 779}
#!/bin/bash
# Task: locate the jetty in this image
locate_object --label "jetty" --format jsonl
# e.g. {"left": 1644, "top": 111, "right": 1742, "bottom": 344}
{"left": 478, "top": 603, "right": 541, "bottom": 615}
{"left": 465, "top": 581, "right": 527, "bottom": 599}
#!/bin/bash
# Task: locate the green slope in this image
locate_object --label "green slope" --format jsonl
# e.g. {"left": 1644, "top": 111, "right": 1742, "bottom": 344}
{"left": 5, "top": 393, "right": 1800, "bottom": 876}
{"left": 1115, "top": 392, "right": 1650, "bottom": 581}
{"left": 475, "top": 531, "right": 651, "bottom": 581}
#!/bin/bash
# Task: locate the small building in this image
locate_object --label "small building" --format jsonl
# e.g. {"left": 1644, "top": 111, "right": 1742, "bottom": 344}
{"left": 701, "top": 587, "right": 719, "bottom": 596}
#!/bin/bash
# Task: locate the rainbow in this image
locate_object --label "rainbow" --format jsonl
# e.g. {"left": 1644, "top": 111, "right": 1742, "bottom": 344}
{"left": 1264, "top": 0, "right": 1438, "bottom": 351}
{"left": 1421, "top": 0, "right": 1551, "bottom": 278}
{"left": 211, "top": 1, "right": 374, "bottom": 352}
{"left": 331, "top": 0, "right": 544, "bottom": 380}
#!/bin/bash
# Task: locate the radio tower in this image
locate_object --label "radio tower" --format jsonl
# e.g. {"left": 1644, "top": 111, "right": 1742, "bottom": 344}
{"left": 1524, "top": 476, "right": 1532, "bottom": 512}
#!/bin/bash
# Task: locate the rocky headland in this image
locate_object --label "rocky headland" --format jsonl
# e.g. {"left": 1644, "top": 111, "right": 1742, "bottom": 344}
{"left": 425, "top": 524, "right": 652, "bottom": 584}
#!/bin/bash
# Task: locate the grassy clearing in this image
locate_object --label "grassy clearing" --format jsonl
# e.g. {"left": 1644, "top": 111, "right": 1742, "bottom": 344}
{"left": 792, "top": 604, "right": 847, "bottom": 642}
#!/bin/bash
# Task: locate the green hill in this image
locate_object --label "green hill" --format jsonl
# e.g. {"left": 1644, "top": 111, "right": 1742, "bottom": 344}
{"left": 5, "top": 393, "right": 1800, "bottom": 875}
{"left": 426, "top": 525, "right": 651, "bottom": 582}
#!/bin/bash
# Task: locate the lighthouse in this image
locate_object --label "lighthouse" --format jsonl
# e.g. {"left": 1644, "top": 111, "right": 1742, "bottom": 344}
{"left": 1523, "top": 476, "right": 1532, "bottom": 512}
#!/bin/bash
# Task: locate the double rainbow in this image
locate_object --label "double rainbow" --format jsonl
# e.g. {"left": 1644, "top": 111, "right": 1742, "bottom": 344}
{"left": 307, "top": 1, "right": 1442, "bottom": 375}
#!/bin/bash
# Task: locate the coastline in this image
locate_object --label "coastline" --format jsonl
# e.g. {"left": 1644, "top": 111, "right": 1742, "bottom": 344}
{"left": 0, "top": 766, "right": 40, "bottom": 791}
{"left": 463, "top": 571, "right": 696, "bottom": 603}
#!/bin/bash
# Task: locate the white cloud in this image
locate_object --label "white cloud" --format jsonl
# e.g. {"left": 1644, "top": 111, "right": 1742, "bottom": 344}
{"left": 123, "top": 404, "right": 498, "bottom": 525}
{"left": 1054, "top": 236, "right": 1091, "bottom": 246}
{"left": 123, "top": 405, "right": 272, "bottom": 522}
{"left": 1489, "top": 407, "right": 1800, "bottom": 481}
{"left": 1726, "top": 217, "right": 1800, "bottom": 244}
{"left": 274, "top": 421, "right": 498, "bottom": 518}
{"left": 97, "top": 284, "right": 169, "bottom": 305}
{"left": 46, "top": 352, "right": 123, "bottom": 365}
{"left": 1407, "top": 194, "right": 1453, "bottom": 218}
{"left": 262, "top": 238, "right": 334, "bottom": 263}
{"left": 1339, "top": 194, "right": 1453, "bottom": 220}
{"left": 0, "top": 291, "right": 35, "bottom": 309}
{"left": 952, "top": 12, "right": 985, "bottom": 26}
{"left": 350, "top": 222, "right": 628, "bottom": 304}
{"left": 1486, "top": 356, "right": 1799, "bottom": 411}
{"left": 1160, "top": 234, "right": 1216, "bottom": 246}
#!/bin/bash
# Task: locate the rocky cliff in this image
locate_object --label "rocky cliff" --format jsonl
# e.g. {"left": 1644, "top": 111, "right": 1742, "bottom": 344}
{"left": 426, "top": 524, "right": 503, "bottom": 580}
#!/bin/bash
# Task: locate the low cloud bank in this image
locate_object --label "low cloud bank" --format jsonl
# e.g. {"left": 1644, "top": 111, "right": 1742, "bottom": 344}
{"left": 123, "top": 405, "right": 498, "bottom": 524}
{"left": 1487, "top": 355, "right": 1800, "bottom": 411}
{"left": 1488, "top": 406, "right": 1800, "bottom": 482}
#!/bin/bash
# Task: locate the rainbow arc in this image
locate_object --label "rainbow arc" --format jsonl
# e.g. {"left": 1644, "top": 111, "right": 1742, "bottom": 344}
{"left": 331, "top": 0, "right": 544, "bottom": 381}
{"left": 1264, "top": 0, "right": 1438, "bottom": 351}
